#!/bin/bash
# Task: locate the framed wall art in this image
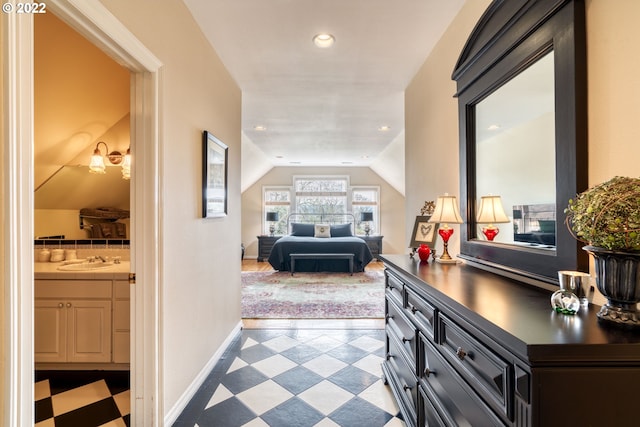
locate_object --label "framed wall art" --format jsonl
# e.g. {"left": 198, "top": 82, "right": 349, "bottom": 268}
{"left": 202, "top": 130, "right": 228, "bottom": 218}
{"left": 409, "top": 215, "right": 438, "bottom": 249}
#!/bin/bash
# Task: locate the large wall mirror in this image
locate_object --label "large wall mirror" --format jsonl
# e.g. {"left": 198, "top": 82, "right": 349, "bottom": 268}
{"left": 453, "top": 0, "right": 588, "bottom": 284}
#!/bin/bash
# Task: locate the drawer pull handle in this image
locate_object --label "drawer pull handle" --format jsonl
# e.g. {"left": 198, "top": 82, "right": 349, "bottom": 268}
{"left": 402, "top": 336, "right": 411, "bottom": 343}
{"left": 423, "top": 368, "right": 434, "bottom": 377}
{"left": 456, "top": 347, "right": 467, "bottom": 360}
{"left": 410, "top": 304, "right": 418, "bottom": 314}
{"left": 386, "top": 314, "right": 394, "bottom": 320}
{"left": 403, "top": 384, "right": 412, "bottom": 391}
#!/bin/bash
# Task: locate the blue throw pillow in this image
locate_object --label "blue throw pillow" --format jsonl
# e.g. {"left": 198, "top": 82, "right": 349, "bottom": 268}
{"left": 330, "top": 223, "right": 353, "bottom": 237}
{"left": 290, "top": 223, "right": 315, "bottom": 237}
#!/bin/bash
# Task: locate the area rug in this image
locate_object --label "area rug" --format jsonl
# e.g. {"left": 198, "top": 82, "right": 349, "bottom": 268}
{"left": 241, "top": 271, "right": 385, "bottom": 318}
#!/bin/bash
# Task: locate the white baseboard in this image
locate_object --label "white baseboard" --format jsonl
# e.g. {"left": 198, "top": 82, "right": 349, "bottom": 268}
{"left": 164, "top": 321, "right": 243, "bottom": 425}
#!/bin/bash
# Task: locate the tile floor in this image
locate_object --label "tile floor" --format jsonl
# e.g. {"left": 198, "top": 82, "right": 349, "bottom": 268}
{"left": 173, "top": 327, "right": 404, "bottom": 427}
{"left": 34, "top": 371, "right": 130, "bottom": 427}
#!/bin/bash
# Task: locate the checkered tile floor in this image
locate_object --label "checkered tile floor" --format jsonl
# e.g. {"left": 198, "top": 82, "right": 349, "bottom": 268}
{"left": 34, "top": 371, "right": 130, "bottom": 427}
{"left": 173, "top": 328, "right": 404, "bottom": 427}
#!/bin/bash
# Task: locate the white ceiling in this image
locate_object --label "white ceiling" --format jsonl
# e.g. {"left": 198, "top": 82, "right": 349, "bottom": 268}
{"left": 183, "top": 0, "right": 465, "bottom": 170}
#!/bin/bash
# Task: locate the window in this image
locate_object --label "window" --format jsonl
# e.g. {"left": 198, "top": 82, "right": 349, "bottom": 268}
{"left": 351, "top": 186, "right": 380, "bottom": 235}
{"left": 263, "top": 187, "right": 291, "bottom": 235}
{"left": 263, "top": 176, "right": 380, "bottom": 235}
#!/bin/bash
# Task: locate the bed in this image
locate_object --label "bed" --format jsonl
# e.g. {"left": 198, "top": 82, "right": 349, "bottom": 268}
{"left": 267, "top": 213, "right": 373, "bottom": 273}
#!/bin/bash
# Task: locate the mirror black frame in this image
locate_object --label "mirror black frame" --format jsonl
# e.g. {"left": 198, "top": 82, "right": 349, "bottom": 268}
{"left": 452, "top": 0, "right": 588, "bottom": 284}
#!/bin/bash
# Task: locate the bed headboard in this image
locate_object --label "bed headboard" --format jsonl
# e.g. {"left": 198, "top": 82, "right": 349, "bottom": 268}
{"left": 286, "top": 212, "right": 356, "bottom": 234}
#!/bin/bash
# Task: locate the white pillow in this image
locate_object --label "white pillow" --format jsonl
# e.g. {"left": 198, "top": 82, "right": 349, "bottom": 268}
{"left": 314, "top": 224, "right": 331, "bottom": 238}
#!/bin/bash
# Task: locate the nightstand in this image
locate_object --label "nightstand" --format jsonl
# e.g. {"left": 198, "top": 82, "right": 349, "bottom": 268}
{"left": 257, "top": 235, "right": 281, "bottom": 262}
{"left": 360, "top": 235, "right": 383, "bottom": 260}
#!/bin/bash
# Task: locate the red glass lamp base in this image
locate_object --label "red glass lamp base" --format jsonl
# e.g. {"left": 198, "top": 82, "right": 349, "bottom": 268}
{"left": 482, "top": 227, "right": 499, "bottom": 241}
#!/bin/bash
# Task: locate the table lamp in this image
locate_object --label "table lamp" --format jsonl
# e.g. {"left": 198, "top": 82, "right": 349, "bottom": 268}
{"left": 266, "top": 212, "right": 279, "bottom": 236}
{"left": 360, "top": 212, "right": 374, "bottom": 236}
{"left": 428, "top": 194, "right": 463, "bottom": 263}
{"left": 476, "top": 195, "right": 510, "bottom": 241}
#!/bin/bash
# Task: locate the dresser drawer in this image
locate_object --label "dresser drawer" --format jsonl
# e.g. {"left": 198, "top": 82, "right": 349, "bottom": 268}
{"left": 420, "top": 337, "right": 505, "bottom": 427}
{"left": 386, "top": 333, "right": 418, "bottom": 424}
{"left": 405, "top": 287, "right": 437, "bottom": 341}
{"left": 419, "top": 383, "right": 448, "bottom": 427}
{"left": 439, "top": 314, "right": 511, "bottom": 421}
{"left": 386, "top": 299, "right": 417, "bottom": 366}
{"left": 385, "top": 269, "right": 405, "bottom": 307}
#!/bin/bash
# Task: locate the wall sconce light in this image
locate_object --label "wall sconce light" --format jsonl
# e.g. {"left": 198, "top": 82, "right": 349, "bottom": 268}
{"left": 428, "top": 194, "right": 463, "bottom": 263}
{"left": 121, "top": 147, "right": 131, "bottom": 180}
{"left": 476, "top": 195, "right": 510, "bottom": 241}
{"left": 266, "top": 211, "right": 279, "bottom": 236}
{"left": 360, "top": 211, "right": 374, "bottom": 236}
{"left": 89, "top": 141, "right": 131, "bottom": 179}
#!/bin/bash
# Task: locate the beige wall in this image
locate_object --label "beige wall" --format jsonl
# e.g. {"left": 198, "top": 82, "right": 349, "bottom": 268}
{"left": 405, "top": 0, "right": 640, "bottom": 303}
{"left": 100, "top": 0, "right": 242, "bottom": 417}
{"left": 242, "top": 166, "right": 405, "bottom": 258}
{"left": 586, "top": 0, "right": 640, "bottom": 183}
{"left": 405, "top": 0, "right": 491, "bottom": 257}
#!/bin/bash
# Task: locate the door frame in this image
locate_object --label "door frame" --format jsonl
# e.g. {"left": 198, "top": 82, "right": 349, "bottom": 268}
{"left": 2, "top": 1, "right": 163, "bottom": 424}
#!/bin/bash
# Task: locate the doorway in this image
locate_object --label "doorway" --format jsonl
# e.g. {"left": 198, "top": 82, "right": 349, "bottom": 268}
{"left": 33, "top": 11, "right": 131, "bottom": 425}
{"left": 2, "top": 1, "right": 161, "bottom": 425}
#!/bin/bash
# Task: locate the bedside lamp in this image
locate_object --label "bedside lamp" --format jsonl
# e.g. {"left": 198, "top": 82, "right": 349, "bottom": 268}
{"left": 266, "top": 212, "right": 279, "bottom": 236}
{"left": 360, "top": 212, "right": 374, "bottom": 236}
{"left": 476, "top": 195, "right": 510, "bottom": 241}
{"left": 428, "top": 194, "right": 463, "bottom": 263}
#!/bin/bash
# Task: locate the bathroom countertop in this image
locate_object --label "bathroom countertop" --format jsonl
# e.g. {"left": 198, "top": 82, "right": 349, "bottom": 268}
{"left": 34, "top": 260, "right": 131, "bottom": 280}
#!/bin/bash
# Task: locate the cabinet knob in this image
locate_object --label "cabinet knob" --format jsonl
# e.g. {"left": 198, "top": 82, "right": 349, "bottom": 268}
{"left": 410, "top": 304, "right": 418, "bottom": 314}
{"left": 403, "top": 384, "right": 412, "bottom": 391}
{"left": 423, "top": 368, "right": 434, "bottom": 377}
{"left": 402, "top": 336, "right": 411, "bottom": 343}
{"left": 66, "top": 303, "right": 72, "bottom": 308}
{"left": 456, "top": 347, "right": 467, "bottom": 360}
{"left": 58, "top": 303, "right": 64, "bottom": 308}
{"left": 386, "top": 314, "right": 394, "bottom": 320}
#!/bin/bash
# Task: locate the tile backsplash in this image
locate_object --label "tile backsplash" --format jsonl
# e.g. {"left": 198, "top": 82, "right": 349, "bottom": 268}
{"left": 34, "top": 239, "right": 130, "bottom": 261}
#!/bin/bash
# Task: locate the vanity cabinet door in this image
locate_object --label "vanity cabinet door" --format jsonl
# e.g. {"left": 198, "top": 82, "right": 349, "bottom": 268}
{"left": 67, "top": 300, "right": 112, "bottom": 363}
{"left": 113, "top": 280, "right": 130, "bottom": 363}
{"left": 34, "top": 299, "right": 67, "bottom": 363}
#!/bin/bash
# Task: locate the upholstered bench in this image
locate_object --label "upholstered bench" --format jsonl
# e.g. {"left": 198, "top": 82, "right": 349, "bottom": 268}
{"left": 290, "top": 253, "right": 354, "bottom": 275}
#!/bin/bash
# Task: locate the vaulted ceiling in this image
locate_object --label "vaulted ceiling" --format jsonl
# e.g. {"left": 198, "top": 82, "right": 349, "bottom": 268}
{"left": 183, "top": 0, "right": 466, "bottom": 192}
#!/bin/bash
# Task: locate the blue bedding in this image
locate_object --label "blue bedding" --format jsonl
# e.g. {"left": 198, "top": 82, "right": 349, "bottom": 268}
{"left": 268, "top": 235, "right": 373, "bottom": 272}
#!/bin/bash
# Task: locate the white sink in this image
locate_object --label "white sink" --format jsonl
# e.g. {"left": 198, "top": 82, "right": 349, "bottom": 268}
{"left": 57, "top": 262, "right": 115, "bottom": 271}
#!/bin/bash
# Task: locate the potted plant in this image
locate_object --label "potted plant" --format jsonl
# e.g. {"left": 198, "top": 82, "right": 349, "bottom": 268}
{"left": 565, "top": 176, "right": 640, "bottom": 326}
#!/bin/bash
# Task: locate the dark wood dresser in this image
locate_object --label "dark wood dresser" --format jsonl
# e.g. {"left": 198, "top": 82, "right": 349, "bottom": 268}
{"left": 256, "top": 235, "right": 280, "bottom": 262}
{"left": 379, "top": 254, "right": 640, "bottom": 427}
{"left": 360, "top": 235, "right": 383, "bottom": 260}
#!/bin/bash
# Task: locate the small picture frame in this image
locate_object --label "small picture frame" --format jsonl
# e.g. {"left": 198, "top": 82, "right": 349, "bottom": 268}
{"left": 202, "top": 130, "right": 228, "bottom": 218}
{"left": 409, "top": 215, "right": 439, "bottom": 249}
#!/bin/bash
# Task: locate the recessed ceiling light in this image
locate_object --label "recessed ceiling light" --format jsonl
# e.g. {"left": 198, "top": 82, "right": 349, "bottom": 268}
{"left": 487, "top": 124, "right": 501, "bottom": 131}
{"left": 313, "top": 33, "right": 335, "bottom": 48}
{"left": 254, "top": 125, "right": 267, "bottom": 131}
{"left": 378, "top": 126, "right": 391, "bottom": 132}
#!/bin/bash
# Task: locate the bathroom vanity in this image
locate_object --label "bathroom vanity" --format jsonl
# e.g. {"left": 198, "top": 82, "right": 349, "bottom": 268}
{"left": 34, "top": 261, "right": 131, "bottom": 369}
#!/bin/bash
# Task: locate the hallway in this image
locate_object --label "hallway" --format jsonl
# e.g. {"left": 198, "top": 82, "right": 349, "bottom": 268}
{"left": 172, "top": 326, "right": 402, "bottom": 427}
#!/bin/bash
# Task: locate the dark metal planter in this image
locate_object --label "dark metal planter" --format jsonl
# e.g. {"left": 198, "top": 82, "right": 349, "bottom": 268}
{"left": 584, "top": 245, "right": 640, "bottom": 327}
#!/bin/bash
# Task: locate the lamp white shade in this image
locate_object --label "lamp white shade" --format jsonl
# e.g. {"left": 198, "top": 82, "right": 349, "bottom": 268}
{"left": 476, "top": 195, "right": 510, "bottom": 224}
{"left": 428, "top": 194, "right": 463, "bottom": 224}
{"left": 89, "top": 150, "right": 106, "bottom": 174}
